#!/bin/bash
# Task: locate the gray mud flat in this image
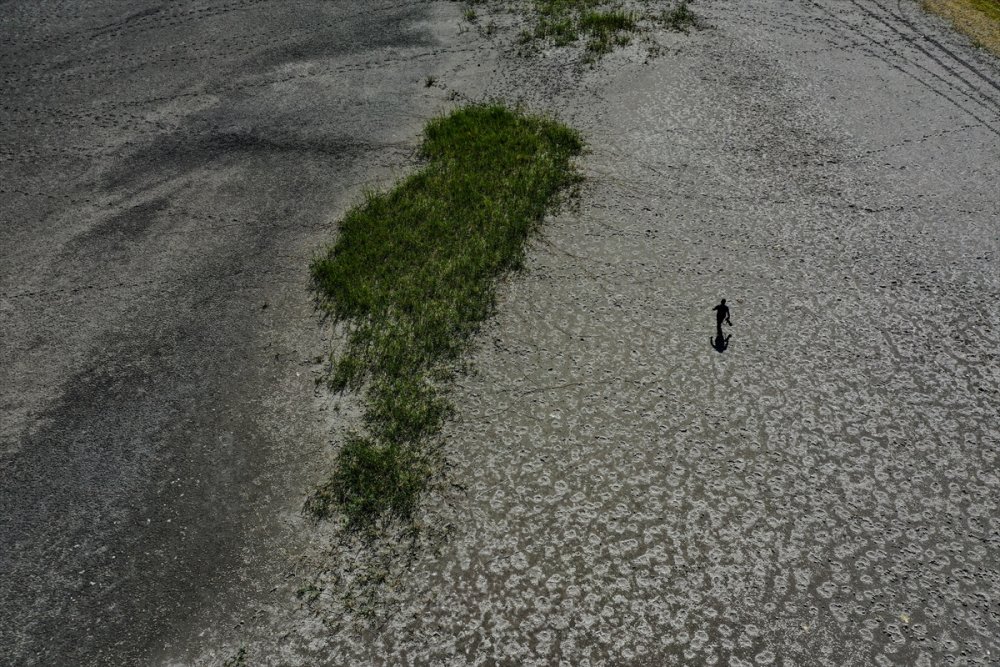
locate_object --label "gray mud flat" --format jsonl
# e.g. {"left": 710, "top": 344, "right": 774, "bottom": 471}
{"left": 0, "top": 1, "right": 490, "bottom": 664}
{"left": 3, "top": 0, "right": 1000, "bottom": 665}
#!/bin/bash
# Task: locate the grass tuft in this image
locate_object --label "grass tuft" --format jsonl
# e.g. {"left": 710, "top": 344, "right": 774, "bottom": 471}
{"left": 309, "top": 105, "right": 582, "bottom": 527}
{"left": 662, "top": 0, "right": 699, "bottom": 33}
{"left": 581, "top": 10, "right": 638, "bottom": 53}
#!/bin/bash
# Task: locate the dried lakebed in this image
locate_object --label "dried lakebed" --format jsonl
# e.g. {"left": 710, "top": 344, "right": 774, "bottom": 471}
{"left": 2, "top": 0, "right": 999, "bottom": 665}
{"left": 251, "top": 0, "right": 1000, "bottom": 664}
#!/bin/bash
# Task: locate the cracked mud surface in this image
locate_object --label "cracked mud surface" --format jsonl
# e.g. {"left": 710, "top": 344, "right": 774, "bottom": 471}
{"left": 3, "top": 0, "right": 999, "bottom": 665}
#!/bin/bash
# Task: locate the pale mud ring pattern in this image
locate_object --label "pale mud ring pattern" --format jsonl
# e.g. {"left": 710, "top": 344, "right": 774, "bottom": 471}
{"left": 1, "top": 0, "right": 997, "bottom": 664}
{"left": 282, "top": 0, "right": 1000, "bottom": 664}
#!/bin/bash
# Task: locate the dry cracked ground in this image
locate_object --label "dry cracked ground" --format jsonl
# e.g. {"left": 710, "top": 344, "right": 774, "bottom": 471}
{"left": 2, "top": 0, "right": 999, "bottom": 665}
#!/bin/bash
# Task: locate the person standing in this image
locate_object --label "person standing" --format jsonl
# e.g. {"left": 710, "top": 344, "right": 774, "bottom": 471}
{"left": 713, "top": 299, "right": 732, "bottom": 337}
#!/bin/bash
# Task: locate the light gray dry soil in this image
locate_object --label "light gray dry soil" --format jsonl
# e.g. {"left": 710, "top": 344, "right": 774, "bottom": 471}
{"left": 3, "top": 0, "right": 999, "bottom": 665}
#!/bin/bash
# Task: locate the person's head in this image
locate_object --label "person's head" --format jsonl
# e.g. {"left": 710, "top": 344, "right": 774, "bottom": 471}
{"left": 720, "top": 299, "right": 726, "bottom": 305}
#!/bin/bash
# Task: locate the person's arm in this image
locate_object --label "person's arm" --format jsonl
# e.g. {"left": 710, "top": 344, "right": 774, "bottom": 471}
{"left": 726, "top": 309, "right": 732, "bottom": 325}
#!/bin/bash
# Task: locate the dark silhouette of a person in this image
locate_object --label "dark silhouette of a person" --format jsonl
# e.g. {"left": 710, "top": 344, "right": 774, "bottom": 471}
{"left": 713, "top": 299, "right": 732, "bottom": 337}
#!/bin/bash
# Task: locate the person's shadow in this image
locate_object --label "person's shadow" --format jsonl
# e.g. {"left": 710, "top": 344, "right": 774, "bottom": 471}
{"left": 711, "top": 333, "right": 731, "bottom": 353}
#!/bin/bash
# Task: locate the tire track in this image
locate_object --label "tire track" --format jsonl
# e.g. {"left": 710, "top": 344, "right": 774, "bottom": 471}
{"left": 856, "top": 0, "right": 1000, "bottom": 106}
{"left": 805, "top": 0, "right": 1000, "bottom": 137}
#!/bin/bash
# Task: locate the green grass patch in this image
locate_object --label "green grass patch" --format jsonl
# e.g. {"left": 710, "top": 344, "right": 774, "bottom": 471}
{"left": 534, "top": 0, "right": 602, "bottom": 46}
{"left": 461, "top": 0, "right": 697, "bottom": 59}
{"left": 581, "top": 10, "right": 638, "bottom": 53}
{"left": 309, "top": 104, "right": 582, "bottom": 527}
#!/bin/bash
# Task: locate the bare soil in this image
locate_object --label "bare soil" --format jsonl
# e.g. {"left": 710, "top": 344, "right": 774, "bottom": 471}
{"left": 3, "top": 0, "right": 998, "bottom": 665}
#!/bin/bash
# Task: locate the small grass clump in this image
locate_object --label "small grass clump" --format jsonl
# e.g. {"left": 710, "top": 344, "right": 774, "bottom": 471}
{"left": 528, "top": 0, "right": 646, "bottom": 56}
{"left": 309, "top": 105, "right": 582, "bottom": 527}
{"left": 662, "top": 0, "right": 699, "bottom": 33}
{"left": 460, "top": 0, "right": 686, "bottom": 59}
{"left": 535, "top": 0, "right": 601, "bottom": 46}
{"left": 581, "top": 10, "right": 638, "bottom": 53}
{"left": 222, "top": 648, "right": 248, "bottom": 667}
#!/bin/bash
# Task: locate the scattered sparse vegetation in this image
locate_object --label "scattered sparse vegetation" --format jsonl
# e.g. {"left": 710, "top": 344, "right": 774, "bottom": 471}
{"left": 532, "top": 0, "right": 642, "bottom": 55}
{"left": 460, "top": 0, "right": 681, "bottom": 59}
{"left": 424, "top": 75, "right": 437, "bottom": 87}
{"left": 295, "top": 583, "right": 323, "bottom": 603}
{"left": 308, "top": 105, "right": 582, "bottom": 527}
{"left": 661, "top": 0, "right": 699, "bottom": 33}
{"left": 222, "top": 647, "right": 248, "bottom": 667}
